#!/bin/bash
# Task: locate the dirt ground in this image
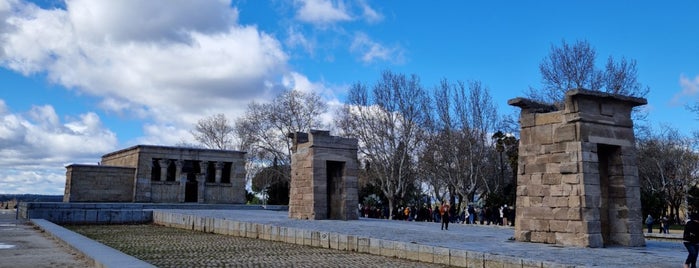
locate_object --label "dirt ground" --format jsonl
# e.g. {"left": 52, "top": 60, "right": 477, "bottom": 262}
{"left": 0, "top": 209, "right": 91, "bottom": 268}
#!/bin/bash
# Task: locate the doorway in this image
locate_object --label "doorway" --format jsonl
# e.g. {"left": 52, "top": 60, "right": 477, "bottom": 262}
{"left": 597, "top": 144, "right": 622, "bottom": 246}
{"left": 183, "top": 160, "right": 200, "bottom": 203}
{"left": 326, "top": 161, "right": 345, "bottom": 219}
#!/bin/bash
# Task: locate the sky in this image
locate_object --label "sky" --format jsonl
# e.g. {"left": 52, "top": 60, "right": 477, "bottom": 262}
{"left": 1, "top": 0, "right": 698, "bottom": 195}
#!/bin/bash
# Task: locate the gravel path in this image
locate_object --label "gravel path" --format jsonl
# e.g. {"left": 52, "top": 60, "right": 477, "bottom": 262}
{"left": 67, "top": 224, "right": 449, "bottom": 268}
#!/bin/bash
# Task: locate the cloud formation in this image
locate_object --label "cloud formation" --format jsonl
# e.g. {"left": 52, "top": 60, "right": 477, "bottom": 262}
{"left": 0, "top": 99, "right": 117, "bottom": 194}
{"left": 0, "top": 0, "right": 290, "bottom": 131}
{"left": 350, "top": 32, "right": 404, "bottom": 64}
{"left": 0, "top": 0, "right": 393, "bottom": 194}
{"left": 672, "top": 74, "right": 699, "bottom": 105}
{"left": 295, "top": 0, "right": 352, "bottom": 25}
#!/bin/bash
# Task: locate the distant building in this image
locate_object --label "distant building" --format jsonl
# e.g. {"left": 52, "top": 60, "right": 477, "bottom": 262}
{"left": 64, "top": 145, "right": 246, "bottom": 204}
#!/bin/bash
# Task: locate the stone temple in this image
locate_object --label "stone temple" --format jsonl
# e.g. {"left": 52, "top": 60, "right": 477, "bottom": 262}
{"left": 64, "top": 145, "right": 246, "bottom": 204}
{"left": 509, "top": 89, "right": 647, "bottom": 248}
{"left": 287, "top": 130, "right": 359, "bottom": 220}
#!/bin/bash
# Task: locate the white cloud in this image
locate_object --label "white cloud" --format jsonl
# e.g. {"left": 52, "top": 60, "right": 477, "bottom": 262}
{"left": 286, "top": 26, "right": 315, "bottom": 56}
{"left": 0, "top": 101, "right": 117, "bottom": 194}
{"left": 350, "top": 32, "right": 404, "bottom": 64}
{"left": 0, "top": 170, "right": 67, "bottom": 195}
{"left": 670, "top": 74, "right": 699, "bottom": 105}
{"left": 295, "top": 0, "right": 352, "bottom": 25}
{"left": 358, "top": 0, "right": 382, "bottom": 23}
{"left": 0, "top": 0, "right": 342, "bottom": 194}
{"left": 0, "top": 0, "right": 289, "bottom": 141}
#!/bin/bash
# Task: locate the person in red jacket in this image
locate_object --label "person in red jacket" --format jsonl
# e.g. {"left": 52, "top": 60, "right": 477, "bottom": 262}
{"left": 440, "top": 201, "right": 450, "bottom": 230}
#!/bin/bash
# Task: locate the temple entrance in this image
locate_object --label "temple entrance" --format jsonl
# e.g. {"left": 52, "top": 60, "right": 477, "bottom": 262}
{"left": 598, "top": 144, "right": 623, "bottom": 246}
{"left": 185, "top": 176, "right": 198, "bottom": 202}
{"left": 326, "top": 161, "right": 345, "bottom": 220}
{"left": 183, "top": 160, "right": 200, "bottom": 203}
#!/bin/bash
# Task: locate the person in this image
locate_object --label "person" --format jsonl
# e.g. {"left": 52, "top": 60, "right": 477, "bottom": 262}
{"left": 659, "top": 216, "right": 667, "bottom": 234}
{"left": 440, "top": 201, "right": 450, "bottom": 230}
{"left": 683, "top": 213, "right": 699, "bottom": 268}
{"left": 663, "top": 216, "right": 670, "bottom": 234}
{"left": 468, "top": 205, "right": 476, "bottom": 224}
{"left": 645, "top": 214, "right": 654, "bottom": 233}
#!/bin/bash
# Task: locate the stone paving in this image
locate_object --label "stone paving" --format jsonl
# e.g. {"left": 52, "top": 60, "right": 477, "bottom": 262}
{"left": 0, "top": 210, "right": 90, "bottom": 268}
{"left": 67, "top": 224, "right": 448, "bottom": 267}
{"left": 156, "top": 209, "right": 686, "bottom": 267}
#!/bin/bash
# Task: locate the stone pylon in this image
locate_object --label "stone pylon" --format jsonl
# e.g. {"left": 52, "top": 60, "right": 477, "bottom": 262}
{"left": 287, "top": 130, "right": 359, "bottom": 220}
{"left": 509, "top": 89, "right": 647, "bottom": 247}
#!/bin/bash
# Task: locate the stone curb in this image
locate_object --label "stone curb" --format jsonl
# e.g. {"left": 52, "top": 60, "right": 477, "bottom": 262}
{"left": 153, "top": 211, "right": 554, "bottom": 268}
{"left": 30, "top": 219, "right": 156, "bottom": 268}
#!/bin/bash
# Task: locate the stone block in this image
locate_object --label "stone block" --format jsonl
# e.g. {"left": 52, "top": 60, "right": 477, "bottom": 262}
{"left": 229, "top": 221, "right": 240, "bottom": 237}
{"left": 466, "top": 251, "right": 484, "bottom": 268}
{"left": 311, "top": 231, "right": 320, "bottom": 247}
{"left": 328, "top": 232, "right": 339, "bottom": 249}
{"left": 542, "top": 173, "right": 561, "bottom": 185}
{"left": 263, "top": 224, "right": 273, "bottom": 240}
{"left": 554, "top": 124, "right": 577, "bottom": 142}
{"left": 303, "top": 229, "right": 312, "bottom": 246}
{"left": 395, "top": 242, "right": 407, "bottom": 259}
{"left": 368, "top": 238, "right": 381, "bottom": 255}
{"left": 405, "top": 243, "right": 420, "bottom": 261}
{"left": 433, "top": 247, "right": 450, "bottom": 265}
{"left": 338, "top": 234, "right": 348, "bottom": 250}
{"left": 270, "top": 225, "right": 279, "bottom": 241}
{"left": 535, "top": 112, "right": 562, "bottom": 125}
{"left": 379, "top": 239, "right": 396, "bottom": 257}
{"left": 418, "top": 244, "right": 434, "bottom": 263}
{"left": 319, "top": 232, "right": 329, "bottom": 248}
{"left": 485, "top": 253, "right": 522, "bottom": 268}
{"left": 449, "top": 249, "right": 467, "bottom": 267}
{"left": 347, "top": 235, "right": 357, "bottom": 251}
{"left": 357, "top": 237, "right": 370, "bottom": 253}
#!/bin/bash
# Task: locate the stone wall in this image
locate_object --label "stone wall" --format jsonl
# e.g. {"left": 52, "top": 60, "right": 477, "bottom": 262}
{"left": 288, "top": 130, "right": 359, "bottom": 220}
{"left": 509, "top": 89, "right": 646, "bottom": 247}
{"left": 64, "top": 164, "right": 135, "bottom": 202}
{"left": 65, "top": 145, "right": 247, "bottom": 204}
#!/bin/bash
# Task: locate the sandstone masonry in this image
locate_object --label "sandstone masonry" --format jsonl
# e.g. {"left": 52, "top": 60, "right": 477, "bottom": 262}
{"left": 64, "top": 145, "right": 246, "bottom": 204}
{"left": 288, "top": 130, "right": 359, "bottom": 220}
{"left": 509, "top": 89, "right": 646, "bottom": 248}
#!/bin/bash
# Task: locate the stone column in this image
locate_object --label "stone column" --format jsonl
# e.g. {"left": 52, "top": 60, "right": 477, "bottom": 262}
{"left": 176, "top": 160, "right": 185, "bottom": 202}
{"left": 198, "top": 161, "right": 209, "bottom": 203}
{"left": 215, "top": 161, "right": 224, "bottom": 183}
{"left": 158, "top": 159, "right": 170, "bottom": 181}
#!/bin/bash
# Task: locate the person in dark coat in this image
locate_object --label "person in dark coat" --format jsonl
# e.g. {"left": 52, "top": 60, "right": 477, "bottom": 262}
{"left": 684, "top": 213, "right": 699, "bottom": 268}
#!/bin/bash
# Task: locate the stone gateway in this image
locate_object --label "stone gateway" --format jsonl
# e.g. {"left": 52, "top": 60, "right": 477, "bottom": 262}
{"left": 509, "top": 89, "right": 647, "bottom": 248}
{"left": 288, "top": 130, "right": 359, "bottom": 220}
{"left": 64, "top": 145, "right": 246, "bottom": 204}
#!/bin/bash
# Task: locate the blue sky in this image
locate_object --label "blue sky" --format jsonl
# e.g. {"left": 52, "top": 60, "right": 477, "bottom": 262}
{"left": 1, "top": 0, "right": 698, "bottom": 195}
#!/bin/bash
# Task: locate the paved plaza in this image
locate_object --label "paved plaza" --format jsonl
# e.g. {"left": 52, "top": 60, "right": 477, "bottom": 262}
{"left": 0, "top": 210, "right": 90, "bottom": 268}
{"left": 158, "top": 209, "right": 686, "bottom": 267}
{"left": 3, "top": 207, "right": 690, "bottom": 267}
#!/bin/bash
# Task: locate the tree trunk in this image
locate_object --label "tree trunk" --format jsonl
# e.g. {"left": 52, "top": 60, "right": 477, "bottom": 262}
{"left": 388, "top": 198, "right": 395, "bottom": 220}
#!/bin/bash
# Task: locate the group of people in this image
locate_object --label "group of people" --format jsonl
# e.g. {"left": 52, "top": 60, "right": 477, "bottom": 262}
{"left": 644, "top": 214, "right": 670, "bottom": 234}
{"left": 358, "top": 202, "right": 515, "bottom": 228}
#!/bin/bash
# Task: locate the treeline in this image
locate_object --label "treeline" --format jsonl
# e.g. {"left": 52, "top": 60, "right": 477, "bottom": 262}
{"left": 186, "top": 39, "right": 699, "bottom": 221}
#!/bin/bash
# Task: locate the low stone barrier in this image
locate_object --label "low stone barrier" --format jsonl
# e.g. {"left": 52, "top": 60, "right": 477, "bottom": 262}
{"left": 18, "top": 202, "right": 287, "bottom": 224}
{"left": 153, "top": 211, "right": 548, "bottom": 268}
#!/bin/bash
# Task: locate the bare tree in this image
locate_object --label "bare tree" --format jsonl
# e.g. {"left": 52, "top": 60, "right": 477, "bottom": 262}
{"left": 637, "top": 126, "right": 699, "bottom": 222}
{"left": 529, "top": 40, "right": 649, "bottom": 107}
{"left": 235, "top": 89, "right": 327, "bottom": 201}
{"left": 336, "top": 70, "right": 430, "bottom": 219}
{"left": 191, "top": 113, "right": 235, "bottom": 150}
{"left": 421, "top": 79, "right": 501, "bottom": 210}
